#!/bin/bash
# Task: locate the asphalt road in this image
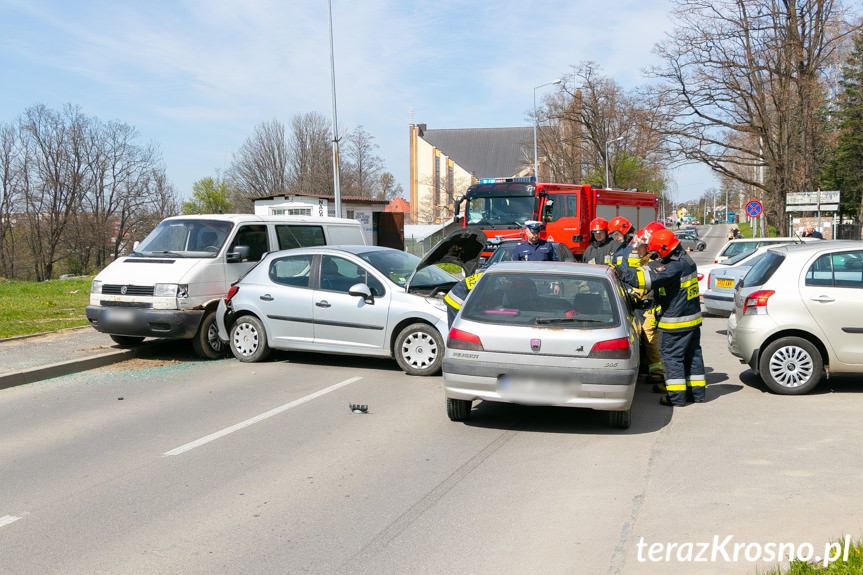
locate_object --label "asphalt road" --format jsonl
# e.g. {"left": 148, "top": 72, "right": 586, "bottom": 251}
{"left": 2, "top": 225, "right": 862, "bottom": 574}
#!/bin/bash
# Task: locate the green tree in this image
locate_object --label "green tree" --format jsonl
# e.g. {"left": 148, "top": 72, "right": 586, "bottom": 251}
{"left": 182, "top": 176, "right": 233, "bottom": 214}
{"left": 821, "top": 24, "right": 863, "bottom": 223}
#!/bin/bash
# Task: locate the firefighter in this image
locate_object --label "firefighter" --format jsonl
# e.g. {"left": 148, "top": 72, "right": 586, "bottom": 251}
{"left": 444, "top": 269, "right": 484, "bottom": 328}
{"left": 608, "top": 216, "right": 636, "bottom": 265}
{"left": 582, "top": 218, "right": 619, "bottom": 264}
{"left": 512, "top": 220, "right": 560, "bottom": 261}
{"left": 616, "top": 228, "right": 705, "bottom": 406}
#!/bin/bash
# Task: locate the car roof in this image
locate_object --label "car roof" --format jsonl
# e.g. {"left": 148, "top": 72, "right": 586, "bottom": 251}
{"left": 483, "top": 261, "right": 609, "bottom": 277}
{"left": 765, "top": 240, "right": 863, "bottom": 256}
{"left": 261, "top": 245, "right": 392, "bottom": 260}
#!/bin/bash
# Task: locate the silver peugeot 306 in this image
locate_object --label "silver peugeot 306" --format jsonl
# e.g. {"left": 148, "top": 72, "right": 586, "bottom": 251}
{"left": 443, "top": 262, "right": 640, "bottom": 429}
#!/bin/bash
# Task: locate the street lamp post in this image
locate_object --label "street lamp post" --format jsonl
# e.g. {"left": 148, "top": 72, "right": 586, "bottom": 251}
{"left": 605, "top": 136, "right": 623, "bottom": 189}
{"left": 533, "top": 79, "right": 561, "bottom": 180}
{"left": 327, "top": 0, "right": 341, "bottom": 217}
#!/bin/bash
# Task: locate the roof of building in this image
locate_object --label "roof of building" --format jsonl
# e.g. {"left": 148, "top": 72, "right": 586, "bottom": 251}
{"left": 254, "top": 191, "right": 388, "bottom": 205}
{"left": 385, "top": 197, "right": 410, "bottom": 212}
{"left": 419, "top": 127, "right": 533, "bottom": 179}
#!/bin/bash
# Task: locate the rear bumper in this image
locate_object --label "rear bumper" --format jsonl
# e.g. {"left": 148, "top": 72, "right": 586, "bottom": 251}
{"left": 86, "top": 306, "right": 203, "bottom": 339}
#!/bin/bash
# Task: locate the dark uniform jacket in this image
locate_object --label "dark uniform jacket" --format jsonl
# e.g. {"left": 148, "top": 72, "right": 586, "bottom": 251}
{"left": 444, "top": 272, "right": 483, "bottom": 328}
{"left": 582, "top": 237, "right": 619, "bottom": 265}
{"left": 512, "top": 239, "right": 559, "bottom": 262}
{"left": 618, "top": 248, "right": 701, "bottom": 332}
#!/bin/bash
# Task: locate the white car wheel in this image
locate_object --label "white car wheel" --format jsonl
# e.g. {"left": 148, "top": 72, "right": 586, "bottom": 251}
{"left": 394, "top": 323, "right": 443, "bottom": 376}
{"left": 230, "top": 315, "right": 270, "bottom": 363}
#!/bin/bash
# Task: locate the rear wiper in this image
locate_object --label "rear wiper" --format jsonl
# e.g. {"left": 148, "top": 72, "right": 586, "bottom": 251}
{"left": 535, "top": 317, "right": 603, "bottom": 324}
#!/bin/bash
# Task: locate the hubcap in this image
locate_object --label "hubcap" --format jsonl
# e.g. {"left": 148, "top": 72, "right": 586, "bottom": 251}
{"left": 232, "top": 322, "right": 259, "bottom": 357}
{"left": 402, "top": 331, "right": 438, "bottom": 368}
{"left": 768, "top": 345, "right": 814, "bottom": 388}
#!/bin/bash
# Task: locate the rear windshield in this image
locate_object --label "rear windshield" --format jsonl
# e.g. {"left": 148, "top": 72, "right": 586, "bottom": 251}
{"left": 460, "top": 273, "right": 620, "bottom": 328}
{"left": 741, "top": 252, "right": 784, "bottom": 288}
{"left": 721, "top": 241, "right": 759, "bottom": 258}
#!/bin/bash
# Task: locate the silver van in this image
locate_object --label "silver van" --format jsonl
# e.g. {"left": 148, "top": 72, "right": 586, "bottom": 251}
{"left": 86, "top": 214, "right": 366, "bottom": 358}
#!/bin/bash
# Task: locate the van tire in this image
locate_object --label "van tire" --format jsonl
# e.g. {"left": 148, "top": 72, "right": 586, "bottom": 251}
{"left": 110, "top": 335, "right": 145, "bottom": 347}
{"left": 229, "top": 315, "right": 270, "bottom": 363}
{"left": 193, "top": 310, "right": 226, "bottom": 359}
{"left": 394, "top": 323, "right": 443, "bottom": 376}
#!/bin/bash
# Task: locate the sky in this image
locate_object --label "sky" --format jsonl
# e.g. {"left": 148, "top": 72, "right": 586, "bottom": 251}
{"left": 0, "top": 0, "right": 718, "bottom": 204}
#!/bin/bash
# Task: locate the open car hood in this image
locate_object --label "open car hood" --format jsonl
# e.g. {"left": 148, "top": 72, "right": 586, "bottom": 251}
{"left": 406, "top": 228, "right": 487, "bottom": 292}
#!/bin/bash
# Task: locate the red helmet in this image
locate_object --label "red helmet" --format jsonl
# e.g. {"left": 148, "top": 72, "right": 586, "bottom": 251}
{"left": 648, "top": 229, "right": 680, "bottom": 258}
{"left": 608, "top": 216, "right": 633, "bottom": 236}
{"left": 635, "top": 221, "right": 666, "bottom": 244}
{"left": 645, "top": 221, "right": 665, "bottom": 234}
{"left": 590, "top": 217, "right": 608, "bottom": 232}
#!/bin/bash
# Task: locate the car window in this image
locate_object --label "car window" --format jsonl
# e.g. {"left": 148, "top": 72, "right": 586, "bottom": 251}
{"left": 269, "top": 254, "right": 313, "bottom": 288}
{"left": 725, "top": 248, "right": 757, "bottom": 265}
{"left": 460, "top": 273, "right": 619, "bottom": 328}
{"left": 805, "top": 251, "right": 863, "bottom": 288}
{"left": 320, "top": 255, "right": 385, "bottom": 296}
{"left": 743, "top": 252, "right": 785, "bottom": 288}
{"left": 230, "top": 225, "right": 270, "bottom": 262}
{"left": 723, "top": 241, "right": 759, "bottom": 258}
{"left": 276, "top": 225, "right": 327, "bottom": 250}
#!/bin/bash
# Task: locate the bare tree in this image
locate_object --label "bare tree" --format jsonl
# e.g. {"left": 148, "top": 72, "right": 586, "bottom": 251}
{"left": 0, "top": 122, "right": 22, "bottom": 278}
{"left": 648, "top": 0, "right": 858, "bottom": 233}
{"left": 287, "top": 112, "right": 333, "bottom": 197}
{"left": 341, "top": 125, "right": 384, "bottom": 198}
{"left": 227, "top": 119, "right": 290, "bottom": 211}
{"left": 379, "top": 172, "right": 404, "bottom": 201}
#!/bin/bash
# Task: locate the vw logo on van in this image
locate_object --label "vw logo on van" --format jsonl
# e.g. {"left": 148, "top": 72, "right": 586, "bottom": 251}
{"left": 120, "top": 285, "right": 127, "bottom": 295}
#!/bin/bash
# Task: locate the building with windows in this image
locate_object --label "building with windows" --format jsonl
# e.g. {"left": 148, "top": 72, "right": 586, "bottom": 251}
{"left": 408, "top": 124, "right": 534, "bottom": 225}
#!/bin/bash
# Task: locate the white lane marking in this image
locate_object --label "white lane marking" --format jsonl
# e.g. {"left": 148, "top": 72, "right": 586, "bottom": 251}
{"left": 163, "top": 376, "right": 363, "bottom": 457}
{"left": 0, "top": 515, "right": 24, "bottom": 528}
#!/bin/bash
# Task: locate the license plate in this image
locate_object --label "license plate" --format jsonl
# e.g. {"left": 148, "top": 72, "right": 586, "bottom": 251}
{"left": 106, "top": 308, "right": 135, "bottom": 324}
{"left": 716, "top": 279, "right": 734, "bottom": 288}
{"left": 498, "top": 375, "right": 577, "bottom": 404}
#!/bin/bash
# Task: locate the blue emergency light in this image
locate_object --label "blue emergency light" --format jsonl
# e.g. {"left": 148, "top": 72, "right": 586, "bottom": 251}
{"left": 479, "top": 177, "right": 536, "bottom": 184}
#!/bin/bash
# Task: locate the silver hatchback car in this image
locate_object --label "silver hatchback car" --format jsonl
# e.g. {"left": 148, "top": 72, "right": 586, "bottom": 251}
{"left": 728, "top": 241, "right": 863, "bottom": 394}
{"left": 443, "top": 262, "right": 639, "bottom": 429}
{"left": 216, "top": 246, "right": 457, "bottom": 376}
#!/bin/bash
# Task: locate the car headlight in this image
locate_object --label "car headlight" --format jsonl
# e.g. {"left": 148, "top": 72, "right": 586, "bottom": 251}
{"left": 91, "top": 279, "right": 103, "bottom": 294}
{"left": 154, "top": 283, "right": 189, "bottom": 298}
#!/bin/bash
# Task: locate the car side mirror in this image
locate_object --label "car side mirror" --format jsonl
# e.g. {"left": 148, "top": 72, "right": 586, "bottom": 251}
{"left": 227, "top": 245, "right": 251, "bottom": 263}
{"left": 349, "top": 283, "right": 374, "bottom": 304}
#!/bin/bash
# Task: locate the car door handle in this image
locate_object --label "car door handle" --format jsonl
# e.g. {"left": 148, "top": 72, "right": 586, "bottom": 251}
{"left": 316, "top": 300, "right": 331, "bottom": 308}
{"left": 260, "top": 294, "right": 274, "bottom": 301}
{"left": 810, "top": 296, "right": 835, "bottom": 303}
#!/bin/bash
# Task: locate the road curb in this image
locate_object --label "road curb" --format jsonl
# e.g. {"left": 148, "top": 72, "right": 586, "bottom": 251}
{"left": 0, "top": 339, "right": 177, "bottom": 390}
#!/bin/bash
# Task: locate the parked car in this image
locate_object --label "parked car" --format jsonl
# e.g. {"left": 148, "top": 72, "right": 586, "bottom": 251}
{"left": 703, "top": 247, "right": 774, "bottom": 316}
{"left": 713, "top": 236, "right": 817, "bottom": 264}
{"left": 674, "top": 231, "right": 706, "bottom": 251}
{"left": 443, "top": 262, "right": 639, "bottom": 429}
{"left": 216, "top": 245, "right": 466, "bottom": 375}
{"left": 727, "top": 241, "right": 863, "bottom": 394}
{"left": 698, "top": 245, "right": 785, "bottom": 303}
{"left": 683, "top": 225, "right": 700, "bottom": 236}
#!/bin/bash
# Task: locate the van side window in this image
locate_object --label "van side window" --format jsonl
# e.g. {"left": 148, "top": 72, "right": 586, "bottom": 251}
{"left": 269, "top": 254, "right": 313, "bottom": 288}
{"left": 229, "top": 225, "right": 269, "bottom": 262}
{"left": 276, "top": 225, "right": 327, "bottom": 250}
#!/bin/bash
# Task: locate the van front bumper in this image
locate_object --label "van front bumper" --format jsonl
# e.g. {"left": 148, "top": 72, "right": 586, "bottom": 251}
{"left": 86, "top": 306, "right": 204, "bottom": 339}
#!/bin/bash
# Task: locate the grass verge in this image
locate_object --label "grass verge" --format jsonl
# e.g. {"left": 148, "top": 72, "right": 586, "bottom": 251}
{"left": 0, "top": 276, "right": 93, "bottom": 338}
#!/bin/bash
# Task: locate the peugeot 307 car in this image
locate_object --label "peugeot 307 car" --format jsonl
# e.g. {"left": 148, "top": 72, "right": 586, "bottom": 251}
{"left": 728, "top": 240, "right": 863, "bottom": 394}
{"left": 443, "top": 262, "right": 639, "bottom": 429}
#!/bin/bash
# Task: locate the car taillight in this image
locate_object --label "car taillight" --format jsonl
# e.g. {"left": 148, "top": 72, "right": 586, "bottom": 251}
{"left": 742, "top": 290, "right": 774, "bottom": 315}
{"left": 225, "top": 285, "right": 239, "bottom": 304}
{"left": 447, "top": 328, "right": 484, "bottom": 351}
{"left": 588, "top": 337, "right": 632, "bottom": 359}
{"left": 706, "top": 272, "right": 712, "bottom": 287}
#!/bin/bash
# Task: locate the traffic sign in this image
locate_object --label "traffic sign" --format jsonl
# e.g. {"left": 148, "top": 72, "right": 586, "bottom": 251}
{"left": 745, "top": 201, "right": 763, "bottom": 217}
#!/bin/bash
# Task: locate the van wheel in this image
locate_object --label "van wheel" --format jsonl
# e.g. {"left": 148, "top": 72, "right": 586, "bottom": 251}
{"left": 394, "top": 323, "right": 443, "bottom": 376}
{"left": 446, "top": 398, "right": 472, "bottom": 421}
{"left": 759, "top": 337, "right": 822, "bottom": 395}
{"left": 192, "top": 310, "right": 226, "bottom": 359}
{"left": 609, "top": 409, "right": 631, "bottom": 429}
{"left": 110, "top": 335, "right": 145, "bottom": 347}
{"left": 230, "top": 315, "right": 270, "bottom": 363}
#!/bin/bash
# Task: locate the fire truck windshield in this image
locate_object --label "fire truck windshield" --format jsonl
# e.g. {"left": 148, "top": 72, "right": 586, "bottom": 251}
{"left": 465, "top": 195, "right": 535, "bottom": 226}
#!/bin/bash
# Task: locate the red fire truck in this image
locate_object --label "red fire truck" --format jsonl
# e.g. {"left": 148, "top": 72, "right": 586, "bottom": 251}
{"left": 453, "top": 177, "right": 660, "bottom": 260}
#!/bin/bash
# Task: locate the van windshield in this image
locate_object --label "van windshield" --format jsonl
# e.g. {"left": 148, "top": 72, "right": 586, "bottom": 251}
{"left": 133, "top": 219, "right": 234, "bottom": 258}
